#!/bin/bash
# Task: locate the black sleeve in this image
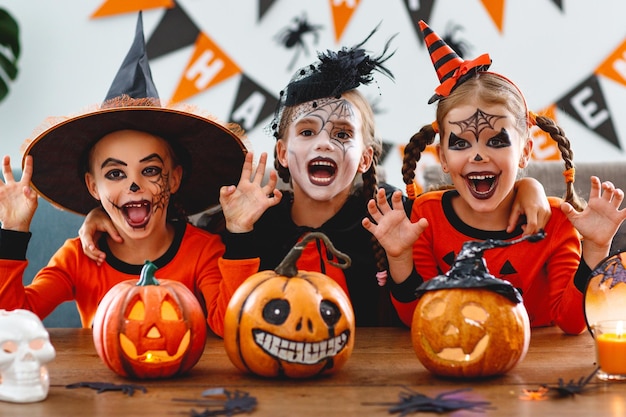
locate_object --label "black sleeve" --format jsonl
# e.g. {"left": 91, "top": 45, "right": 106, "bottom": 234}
{"left": 388, "top": 267, "right": 424, "bottom": 302}
{"left": 573, "top": 257, "right": 593, "bottom": 293}
{"left": 0, "top": 229, "right": 32, "bottom": 260}
{"left": 221, "top": 230, "right": 258, "bottom": 259}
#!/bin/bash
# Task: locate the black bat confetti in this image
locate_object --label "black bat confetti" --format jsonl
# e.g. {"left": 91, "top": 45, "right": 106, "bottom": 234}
{"left": 66, "top": 381, "right": 147, "bottom": 397}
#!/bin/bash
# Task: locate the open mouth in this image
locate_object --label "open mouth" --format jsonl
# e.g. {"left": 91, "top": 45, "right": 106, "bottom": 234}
{"left": 122, "top": 200, "right": 152, "bottom": 228}
{"left": 308, "top": 157, "right": 337, "bottom": 186}
{"left": 465, "top": 173, "right": 498, "bottom": 200}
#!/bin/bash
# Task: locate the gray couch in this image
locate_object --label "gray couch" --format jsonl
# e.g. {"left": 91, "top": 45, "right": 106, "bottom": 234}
{"left": 24, "top": 197, "right": 84, "bottom": 327}
{"left": 423, "top": 161, "right": 626, "bottom": 251}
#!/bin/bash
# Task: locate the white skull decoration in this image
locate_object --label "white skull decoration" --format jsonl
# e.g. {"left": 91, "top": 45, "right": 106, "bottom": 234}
{"left": 0, "top": 309, "right": 56, "bottom": 403}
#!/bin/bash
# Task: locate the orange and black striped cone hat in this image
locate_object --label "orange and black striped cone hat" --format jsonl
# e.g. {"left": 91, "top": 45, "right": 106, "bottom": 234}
{"left": 419, "top": 20, "right": 491, "bottom": 104}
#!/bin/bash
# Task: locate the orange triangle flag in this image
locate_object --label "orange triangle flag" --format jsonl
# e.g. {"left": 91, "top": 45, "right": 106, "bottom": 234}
{"left": 531, "top": 105, "right": 561, "bottom": 162}
{"left": 329, "top": 0, "right": 361, "bottom": 42}
{"left": 169, "top": 32, "right": 242, "bottom": 104}
{"left": 91, "top": 0, "right": 174, "bottom": 18}
{"left": 479, "top": 0, "right": 506, "bottom": 33}
{"left": 595, "top": 38, "right": 626, "bottom": 88}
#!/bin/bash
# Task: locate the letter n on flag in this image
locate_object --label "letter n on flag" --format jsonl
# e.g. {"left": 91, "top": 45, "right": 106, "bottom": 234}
{"left": 169, "top": 32, "right": 241, "bottom": 104}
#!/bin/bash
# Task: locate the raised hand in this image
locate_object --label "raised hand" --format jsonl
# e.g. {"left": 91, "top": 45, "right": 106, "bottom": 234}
{"left": 0, "top": 155, "right": 38, "bottom": 232}
{"left": 362, "top": 188, "right": 428, "bottom": 283}
{"left": 561, "top": 176, "right": 626, "bottom": 268}
{"left": 78, "top": 207, "right": 123, "bottom": 265}
{"left": 219, "top": 152, "right": 283, "bottom": 233}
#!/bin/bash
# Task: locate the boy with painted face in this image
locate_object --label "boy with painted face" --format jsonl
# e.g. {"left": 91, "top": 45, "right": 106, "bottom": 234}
{"left": 0, "top": 14, "right": 249, "bottom": 337}
{"left": 364, "top": 21, "right": 626, "bottom": 334}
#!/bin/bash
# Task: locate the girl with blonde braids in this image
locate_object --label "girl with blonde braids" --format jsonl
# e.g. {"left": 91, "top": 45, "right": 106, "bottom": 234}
{"left": 363, "top": 21, "right": 626, "bottom": 334}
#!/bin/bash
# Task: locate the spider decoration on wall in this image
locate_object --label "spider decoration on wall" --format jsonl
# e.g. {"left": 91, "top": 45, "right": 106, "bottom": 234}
{"left": 66, "top": 381, "right": 147, "bottom": 397}
{"left": 519, "top": 367, "right": 599, "bottom": 400}
{"left": 442, "top": 22, "right": 472, "bottom": 59}
{"left": 366, "top": 387, "right": 493, "bottom": 415}
{"left": 275, "top": 13, "right": 323, "bottom": 70}
{"left": 172, "top": 388, "right": 258, "bottom": 416}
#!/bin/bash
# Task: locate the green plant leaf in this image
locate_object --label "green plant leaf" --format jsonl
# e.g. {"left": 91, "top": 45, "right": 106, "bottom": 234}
{"left": 0, "top": 8, "right": 19, "bottom": 103}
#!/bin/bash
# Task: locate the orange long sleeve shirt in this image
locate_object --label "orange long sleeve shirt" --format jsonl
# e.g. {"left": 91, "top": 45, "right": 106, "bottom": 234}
{"left": 390, "top": 190, "right": 588, "bottom": 335}
{"left": 0, "top": 221, "right": 248, "bottom": 337}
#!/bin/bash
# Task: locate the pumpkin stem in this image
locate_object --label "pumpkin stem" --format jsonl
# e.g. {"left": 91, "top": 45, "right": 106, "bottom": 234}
{"left": 137, "top": 260, "right": 160, "bottom": 286}
{"left": 274, "top": 232, "right": 352, "bottom": 277}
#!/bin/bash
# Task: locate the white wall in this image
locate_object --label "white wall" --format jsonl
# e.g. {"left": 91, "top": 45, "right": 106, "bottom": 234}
{"left": 1, "top": 0, "right": 625, "bottom": 190}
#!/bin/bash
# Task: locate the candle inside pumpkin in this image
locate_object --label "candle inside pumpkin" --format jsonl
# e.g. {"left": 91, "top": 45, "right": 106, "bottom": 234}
{"left": 596, "top": 321, "right": 626, "bottom": 376}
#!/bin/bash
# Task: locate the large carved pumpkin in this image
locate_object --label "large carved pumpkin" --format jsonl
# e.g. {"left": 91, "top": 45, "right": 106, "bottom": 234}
{"left": 411, "top": 234, "right": 538, "bottom": 379}
{"left": 224, "top": 232, "right": 355, "bottom": 378}
{"left": 93, "top": 261, "right": 207, "bottom": 379}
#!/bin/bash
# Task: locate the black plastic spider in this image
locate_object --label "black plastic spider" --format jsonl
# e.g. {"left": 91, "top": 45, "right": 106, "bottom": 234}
{"left": 366, "top": 387, "right": 493, "bottom": 415}
{"left": 543, "top": 366, "right": 599, "bottom": 398}
{"left": 173, "top": 388, "right": 257, "bottom": 416}
{"left": 66, "top": 381, "right": 147, "bottom": 397}
{"left": 275, "top": 13, "right": 323, "bottom": 70}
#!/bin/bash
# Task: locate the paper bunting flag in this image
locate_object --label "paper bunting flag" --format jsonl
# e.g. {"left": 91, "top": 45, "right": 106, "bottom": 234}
{"left": 530, "top": 105, "right": 561, "bottom": 161}
{"left": 259, "top": 0, "right": 278, "bottom": 21}
{"left": 595, "top": 38, "right": 626, "bottom": 88}
{"left": 146, "top": 3, "right": 199, "bottom": 59}
{"left": 556, "top": 74, "right": 620, "bottom": 150}
{"left": 401, "top": 0, "right": 436, "bottom": 45}
{"left": 169, "top": 32, "right": 242, "bottom": 104}
{"left": 478, "top": 0, "right": 505, "bottom": 33}
{"left": 91, "top": 0, "right": 174, "bottom": 19}
{"left": 329, "top": 0, "right": 361, "bottom": 42}
{"left": 228, "top": 75, "right": 278, "bottom": 132}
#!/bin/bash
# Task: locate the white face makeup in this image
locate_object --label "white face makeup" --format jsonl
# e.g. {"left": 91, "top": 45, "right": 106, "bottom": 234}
{"left": 0, "top": 309, "right": 56, "bottom": 403}
{"left": 84, "top": 130, "right": 181, "bottom": 239}
{"left": 277, "top": 97, "right": 370, "bottom": 202}
{"left": 439, "top": 104, "right": 530, "bottom": 217}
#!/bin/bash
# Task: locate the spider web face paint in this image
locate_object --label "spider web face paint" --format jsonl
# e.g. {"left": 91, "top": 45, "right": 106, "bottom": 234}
{"left": 448, "top": 108, "right": 506, "bottom": 142}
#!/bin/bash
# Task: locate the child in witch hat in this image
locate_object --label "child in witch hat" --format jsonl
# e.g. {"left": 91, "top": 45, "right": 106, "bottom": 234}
{"left": 0, "top": 13, "right": 250, "bottom": 337}
{"left": 363, "top": 20, "right": 626, "bottom": 334}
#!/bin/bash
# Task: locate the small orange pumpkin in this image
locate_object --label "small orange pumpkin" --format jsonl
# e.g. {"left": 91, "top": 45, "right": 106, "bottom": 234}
{"left": 412, "top": 234, "right": 537, "bottom": 379}
{"left": 224, "top": 232, "right": 355, "bottom": 378}
{"left": 93, "top": 261, "right": 207, "bottom": 379}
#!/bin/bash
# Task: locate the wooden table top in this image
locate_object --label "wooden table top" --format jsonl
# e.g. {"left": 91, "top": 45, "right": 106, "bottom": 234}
{"left": 4, "top": 326, "right": 624, "bottom": 417}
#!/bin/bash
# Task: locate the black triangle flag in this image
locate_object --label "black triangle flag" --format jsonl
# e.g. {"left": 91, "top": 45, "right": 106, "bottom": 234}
{"left": 556, "top": 74, "right": 621, "bottom": 150}
{"left": 259, "top": 0, "right": 278, "bottom": 21}
{"left": 401, "top": 0, "right": 436, "bottom": 46}
{"left": 549, "top": 0, "right": 564, "bottom": 12}
{"left": 229, "top": 74, "right": 279, "bottom": 132}
{"left": 146, "top": 3, "right": 199, "bottom": 60}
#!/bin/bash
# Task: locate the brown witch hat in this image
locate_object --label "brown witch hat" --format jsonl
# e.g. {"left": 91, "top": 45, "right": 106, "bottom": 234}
{"left": 22, "top": 12, "right": 247, "bottom": 216}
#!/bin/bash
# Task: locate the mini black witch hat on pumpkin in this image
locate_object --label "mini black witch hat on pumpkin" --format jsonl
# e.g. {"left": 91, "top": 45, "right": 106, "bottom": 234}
{"left": 23, "top": 12, "right": 248, "bottom": 216}
{"left": 415, "top": 232, "right": 545, "bottom": 303}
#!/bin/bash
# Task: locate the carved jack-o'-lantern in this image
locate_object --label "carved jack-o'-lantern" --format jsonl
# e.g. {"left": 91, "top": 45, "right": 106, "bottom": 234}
{"left": 412, "top": 234, "right": 539, "bottom": 379}
{"left": 584, "top": 251, "right": 626, "bottom": 333}
{"left": 93, "top": 261, "right": 207, "bottom": 379}
{"left": 224, "top": 232, "right": 355, "bottom": 378}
